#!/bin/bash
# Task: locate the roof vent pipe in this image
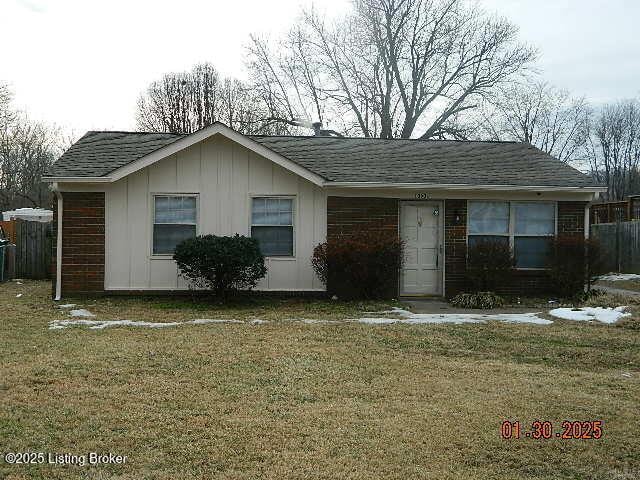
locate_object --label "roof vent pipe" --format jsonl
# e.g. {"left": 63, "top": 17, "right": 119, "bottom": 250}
{"left": 312, "top": 122, "right": 323, "bottom": 136}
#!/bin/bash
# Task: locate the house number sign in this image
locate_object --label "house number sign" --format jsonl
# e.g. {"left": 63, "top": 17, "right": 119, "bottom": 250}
{"left": 415, "top": 193, "right": 430, "bottom": 200}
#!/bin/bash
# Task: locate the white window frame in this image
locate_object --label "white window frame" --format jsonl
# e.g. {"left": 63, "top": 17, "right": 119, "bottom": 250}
{"left": 466, "top": 200, "right": 557, "bottom": 270}
{"left": 249, "top": 195, "right": 296, "bottom": 259}
{"left": 151, "top": 193, "right": 199, "bottom": 258}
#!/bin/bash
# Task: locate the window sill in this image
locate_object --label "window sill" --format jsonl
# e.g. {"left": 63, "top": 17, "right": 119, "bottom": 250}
{"left": 265, "top": 256, "right": 296, "bottom": 261}
{"left": 514, "top": 267, "right": 550, "bottom": 271}
{"left": 149, "top": 254, "right": 175, "bottom": 260}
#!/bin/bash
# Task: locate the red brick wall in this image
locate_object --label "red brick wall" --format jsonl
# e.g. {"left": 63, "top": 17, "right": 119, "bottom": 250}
{"left": 327, "top": 196, "right": 399, "bottom": 240}
{"left": 328, "top": 197, "right": 588, "bottom": 298}
{"left": 326, "top": 196, "right": 399, "bottom": 297}
{"left": 52, "top": 192, "right": 105, "bottom": 296}
{"left": 444, "top": 199, "right": 468, "bottom": 296}
{"left": 444, "top": 200, "right": 588, "bottom": 297}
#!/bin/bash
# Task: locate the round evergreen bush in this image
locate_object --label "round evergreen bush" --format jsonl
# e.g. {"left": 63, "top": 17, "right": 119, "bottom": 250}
{"left": 173, "top": 234, "right": 267, "bottom": 297}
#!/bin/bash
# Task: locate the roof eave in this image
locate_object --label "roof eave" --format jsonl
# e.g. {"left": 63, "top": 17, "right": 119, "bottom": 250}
{"left": 323, "top": 181, "right": 608, "bottom": 193}
{"left": 42, "top": 176, "right": 113, "bottom": 183}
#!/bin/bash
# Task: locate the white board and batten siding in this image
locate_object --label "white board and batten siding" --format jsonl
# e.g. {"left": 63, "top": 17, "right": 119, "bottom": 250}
{"left": 105, "top": 136, "right": 327, "bottom": 291}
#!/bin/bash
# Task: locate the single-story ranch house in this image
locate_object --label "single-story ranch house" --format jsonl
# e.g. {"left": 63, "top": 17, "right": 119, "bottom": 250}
{"left": 43, "top": 122, "right": 606, "bottom": 299}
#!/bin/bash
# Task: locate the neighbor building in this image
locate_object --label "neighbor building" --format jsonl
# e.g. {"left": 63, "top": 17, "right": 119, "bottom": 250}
{"left": 42, "top": 122, "right": 605, "bottom": 299}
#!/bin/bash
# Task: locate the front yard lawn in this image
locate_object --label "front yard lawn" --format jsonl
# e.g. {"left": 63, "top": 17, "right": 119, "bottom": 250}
{"left": 598, "top": 279, "right": 640, "bottom": 293}
{"left": 1, "top": 281, "right": 639, "bottom": 479}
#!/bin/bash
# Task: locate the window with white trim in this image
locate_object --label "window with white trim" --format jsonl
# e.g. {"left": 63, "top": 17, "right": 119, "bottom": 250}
{"left": 251, "top": 197, "right": 294, "bottom": 256}
{"left": 468, "top": 201, "right": 555, "bottom": 268}
{"left": 153, "top": 195, "right": 197, "bottom": 255}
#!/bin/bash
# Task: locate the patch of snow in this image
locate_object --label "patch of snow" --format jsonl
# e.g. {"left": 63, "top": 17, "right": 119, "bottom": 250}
{"left": 16, "top": 281, "right": 23, "bottom": 285}
{"left": 15, "top": 293, "right": 22, "bottom": 298}
{"left": 491, "top": 313, "right": 554, "bottom": 325}
{"left": 298, "top": 319, "right": 341, "bottom": 324}
{"left": 57, "top": 303, "right": 77, "bottom": 309}
{"left": 549, "top": 306, "right": 631, "bottom": 324}
{"left": 250, "top": 319, "right": 268, "bottom": 324}
{"left": 50, "top": 318, "right": 244, "bottom": 330}
{"left": 355, "top": 310, "right": 551, "bottom": 325}
{"left": 69, "top": 309, "right": 96, "bottom": 318}
{"left": 621, "top": 372, "right": 632, "bottom": 378}
{"left": 190, "top": 318, "right": 243, "bottom": 324}
{"left": 599, "top": 273, "right": 640, "bottom": 282}
{"left": 357, "top": 318, "right": 401, "bottom": 325}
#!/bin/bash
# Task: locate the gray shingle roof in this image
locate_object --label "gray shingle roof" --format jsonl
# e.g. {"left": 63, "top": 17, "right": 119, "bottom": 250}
{"left": 46, "top": 130, "right": 600, "bottom": 189}
{"left": 251, "top": 136, "right": 598, "bottom": 188}
{"left": 46, "top": 131, "right": 181, "bottom": 177}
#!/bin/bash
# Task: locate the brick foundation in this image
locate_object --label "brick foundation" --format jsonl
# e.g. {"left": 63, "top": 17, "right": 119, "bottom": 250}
{"left": 52, "top": 192, "right": 105, "bottom": 296}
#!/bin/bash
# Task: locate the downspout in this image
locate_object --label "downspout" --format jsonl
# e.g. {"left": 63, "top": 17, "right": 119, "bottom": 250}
{"left": 585, "top": 202, "right": 591, "bottom": 292}
{"left": 584, "top": 203, "right": 590, "bottom": 240}
{"left": 52, "top": 182, "right": 63, "bottom": 300}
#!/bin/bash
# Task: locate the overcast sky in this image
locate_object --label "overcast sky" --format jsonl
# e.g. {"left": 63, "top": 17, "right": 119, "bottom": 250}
{"left": 1, "top": 0, "right": 638, "bottom": 136}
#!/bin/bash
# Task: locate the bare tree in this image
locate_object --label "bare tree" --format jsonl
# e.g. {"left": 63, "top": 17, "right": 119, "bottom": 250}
{"left": 472, "top": 79, "right": 590, "bottom": 162}
{"left": 136, "top": 63, "right": 291, "bottom": 135}
{"left": 0, "top": 83, "right": 63, "bottom": 211}
{"left": 586, "top": 99, "right": 640, "bottom": 200}
{"left": 0, "top": 82, "right": 15, "bottom": 130}
{"left": 247, "top": 0, "right": 536, "bottom": 138}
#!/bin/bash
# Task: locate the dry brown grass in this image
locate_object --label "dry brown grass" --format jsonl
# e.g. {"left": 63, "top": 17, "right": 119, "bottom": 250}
{"left": 1, "top": 281, "right": 639, "bottom": 479}
{"left": 598, "top": 279, "right": 640, "bottom": 293}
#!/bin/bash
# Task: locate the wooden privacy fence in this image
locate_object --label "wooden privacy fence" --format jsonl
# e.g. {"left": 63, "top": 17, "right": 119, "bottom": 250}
{"left": 590, "top": 221, "right": 640, "bottom": 273}
{"left": 13, "top": 219, "right": 53, "bottom": 279}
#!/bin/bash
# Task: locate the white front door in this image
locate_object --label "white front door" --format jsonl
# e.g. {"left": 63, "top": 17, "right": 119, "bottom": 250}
{"left": 400, "top": 202, "right": 442, "bottom": 295}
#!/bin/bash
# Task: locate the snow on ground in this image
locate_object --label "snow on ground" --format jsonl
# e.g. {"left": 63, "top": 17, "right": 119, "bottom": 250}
{"left": 549, "top": 306, "right": 631, "bottom": 324}
{"left": 358, "top": 316, "right": 485, "bottom": 325}
{"left": 598, "top": 273, "right": 640, "bottom": 281}
{"left": 69, "top": 309, "right": 96, "bottom": 318}
{"left": 191, "top": 318, "right": 243, "bottom": 324}
{"left": 50, "top": 318, "right": 245, "bottom": 330}
{"left": 51, "top": 305, "right": 631, "bottom": 330}
{"left": 355, "top": 307, "right": 552, "bottom": 325}
{"left": 489, "top": 313, "right": 554, "bottom": 325}
{"left": 15, "top": 294, "right": 22, "bottom": 298}
{"left": 298, "top": 319, "right": 341, "bottom": 324}
{"left": 57, "top": 303, "right": 77, "bottom": 309}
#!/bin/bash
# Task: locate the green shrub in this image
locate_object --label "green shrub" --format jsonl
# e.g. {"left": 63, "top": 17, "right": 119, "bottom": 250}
{"left": 173, "top": 234, "right": 267, "bottom": 297}
{"left": 312, "top": 231, "right": 403, "bottom": 300}
{"left": 547, "top": 236, "right": 604, "bottom": 299}
{"left": 466, "top": 239, "right": 515, "bottom": 291}
{"left": 450, "top": 291, "right": 505, "bottom": 309}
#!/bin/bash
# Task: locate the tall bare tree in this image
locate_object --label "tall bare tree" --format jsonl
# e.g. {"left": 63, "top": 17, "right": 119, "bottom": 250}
{"left": 137, "top": 63, "right": 291, "bottom": 135}
{"left": 0, "top": 83, "right": 63, "bottom": 211}
{"left": 0, "top": 82, "right": 14, "bottom": 129}
{"left": 247, "top": 0, "right": 536, "bottom": 138}
{"left": 472, "top": 79, "right": 590, "bottom": 162}
{"left": 586, "top": 99, "right": 640, "bottom": 200}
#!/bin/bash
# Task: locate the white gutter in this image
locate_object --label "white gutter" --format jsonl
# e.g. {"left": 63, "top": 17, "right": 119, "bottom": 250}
{"left": 323, "top": 181, "right": 608, "bottom": 193}
{"left": 52, "top": 182, "right": 63, "bottom": 301}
